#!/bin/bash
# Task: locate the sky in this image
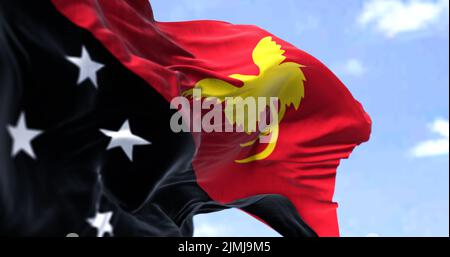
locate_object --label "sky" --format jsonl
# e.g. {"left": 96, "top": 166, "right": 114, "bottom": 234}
{"left": 151, "top": 0, "right": 449, "bottom": 237}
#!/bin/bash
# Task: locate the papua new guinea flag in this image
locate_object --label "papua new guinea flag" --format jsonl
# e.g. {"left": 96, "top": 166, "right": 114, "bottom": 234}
{"left": 0, "top": 0, "right": 371, "bottom": 237}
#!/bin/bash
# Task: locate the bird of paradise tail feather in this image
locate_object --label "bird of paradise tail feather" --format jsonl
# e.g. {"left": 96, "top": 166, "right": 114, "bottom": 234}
{"left": 182, "top": 36, "right": 306, "bottom": 163}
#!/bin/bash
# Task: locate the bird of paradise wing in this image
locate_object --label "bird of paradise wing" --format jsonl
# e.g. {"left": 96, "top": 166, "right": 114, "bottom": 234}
{"left": 182, "top": 36, "right": 306, "bottom": 163}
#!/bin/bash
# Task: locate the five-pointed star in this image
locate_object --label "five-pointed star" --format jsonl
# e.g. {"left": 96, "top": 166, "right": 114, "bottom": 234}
{"left": 66, "top": 46, "right": 104, "bottom": 88}
{"left": 7, "top": 112, "right": 43, "bottom": 159}
{"left": 87, "top": 211, "right": 114, "bottom": 237}
{"left": 100, "top": 120, "right": 151, "bottom": 161}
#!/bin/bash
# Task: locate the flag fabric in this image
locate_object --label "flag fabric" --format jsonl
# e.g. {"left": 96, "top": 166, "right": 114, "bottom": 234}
{"left": 0, "top": 0, "right": 371, "bottom": 237}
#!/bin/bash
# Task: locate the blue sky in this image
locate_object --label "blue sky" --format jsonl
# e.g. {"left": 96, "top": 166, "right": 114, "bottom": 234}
{"left": 151, "top": 0, "right": 449, "bottom": 237}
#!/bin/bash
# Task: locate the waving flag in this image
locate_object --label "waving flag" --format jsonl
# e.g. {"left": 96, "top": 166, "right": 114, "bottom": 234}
{"left": 0, "top": 0, "right": 371, "bottom": 237}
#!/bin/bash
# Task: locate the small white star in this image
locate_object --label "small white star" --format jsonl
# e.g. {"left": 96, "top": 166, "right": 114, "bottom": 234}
{"left": 7, "top": 112, "right": 42, "bottom": 159}
{"left": 87, "top": 211, "right": 114, "bottom": 237}
{"left": 66, "top": 46, "right": 104, "bottom": 88}
{"left": 100, "top": 120, "right": 151, "bottom": 161}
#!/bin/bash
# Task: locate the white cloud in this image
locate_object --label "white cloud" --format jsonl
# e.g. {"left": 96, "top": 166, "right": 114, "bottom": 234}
{"left": 295, "top": 15, "right": 320, "bottom": 35}
{"left": 193, "top": 222, "right": 229, "bottom": 237}
{"left": 358, "top": 0, "right": 449, "bottom": 38}
{"left": 166, "top": 0, "right": 223, "bottom": 21}
{"left": 335, "top": 58, "right": 366, "bottom": 78}
{"left": 344, "top": 59, "right": 366, "bottom": 77}
{"left": 366, "top": 232, "right": 380, "bottom": 237}
{"left": 193, "top": 209, "right": 281, "bottom": 237}
{"left": 411, "top": 118, "right": 449, "bottom": 157}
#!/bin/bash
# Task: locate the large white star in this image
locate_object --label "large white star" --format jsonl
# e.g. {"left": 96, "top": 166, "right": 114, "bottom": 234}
{"left": 66, "top": 46, "right": 104, "bottom": 88}
{"left": 7, "top": 112, "right": 43, "bottom": 159}
{"left": 87, "top": 211, "right": 114, "bottom": 237}
{"left": 100, "top": 120, "right": 151, "bottom": 161}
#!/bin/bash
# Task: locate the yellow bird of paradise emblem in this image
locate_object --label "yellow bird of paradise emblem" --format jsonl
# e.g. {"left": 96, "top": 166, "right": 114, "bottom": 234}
{"left": 182, "top": 36, "right": 306, "bottom": 163}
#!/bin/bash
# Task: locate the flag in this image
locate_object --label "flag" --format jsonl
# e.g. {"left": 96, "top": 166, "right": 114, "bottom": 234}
{"left": 0, "top": 0, "right": 371, "bottom": 237}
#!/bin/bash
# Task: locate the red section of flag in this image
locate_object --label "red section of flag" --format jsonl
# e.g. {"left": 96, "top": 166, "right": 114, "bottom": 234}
{"left": 52, "top": 0, "right": 372, "bottom": 236}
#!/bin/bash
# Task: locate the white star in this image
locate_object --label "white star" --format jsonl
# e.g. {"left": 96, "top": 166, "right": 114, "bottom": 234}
{"left": 7, "top": 112, "right": 42, "bottom": 159}
{"left": 100, "top": 120, "right": 151, "bottom": 161}
{"left": 87, "top": 211, "right": 114, "bottom": 237}
{"left": 66, "top": 46, "right": 104, "bottom": 88}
